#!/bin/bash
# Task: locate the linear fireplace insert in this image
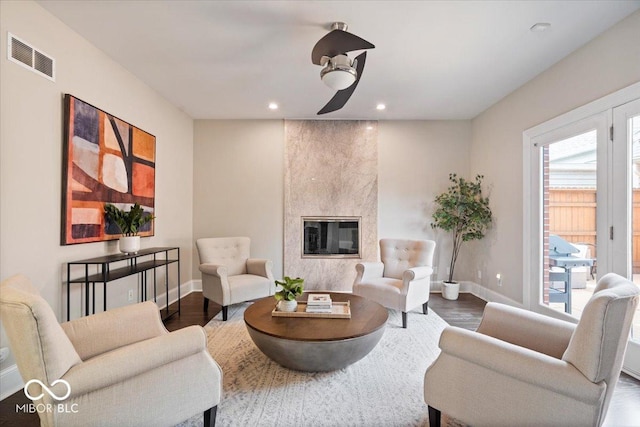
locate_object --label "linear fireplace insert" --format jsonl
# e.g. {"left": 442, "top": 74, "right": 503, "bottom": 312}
{"left": 302, "top": 216, "right": 361, "bottom": 258}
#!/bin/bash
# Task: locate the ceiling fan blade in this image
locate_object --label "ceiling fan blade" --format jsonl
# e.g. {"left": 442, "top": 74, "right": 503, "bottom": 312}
{"left": 311, "top": 30, "right": 374, "bottom": 65}
{"left": 317, "top": 52, "right": 367, "bottom": 115}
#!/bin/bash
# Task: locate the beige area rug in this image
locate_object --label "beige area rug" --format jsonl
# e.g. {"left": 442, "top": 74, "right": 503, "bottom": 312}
{"left": 178, "top": 302, "right": 462, "bottom": 427}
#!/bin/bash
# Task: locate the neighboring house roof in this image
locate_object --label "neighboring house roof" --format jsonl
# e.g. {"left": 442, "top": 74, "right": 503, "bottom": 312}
{"left": 548, "top": 120, "right": 640, "bottom": 189}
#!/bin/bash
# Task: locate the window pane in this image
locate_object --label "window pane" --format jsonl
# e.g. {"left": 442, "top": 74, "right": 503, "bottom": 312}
{"left": 542, "top": 130, "right": 597, "bottom": 318}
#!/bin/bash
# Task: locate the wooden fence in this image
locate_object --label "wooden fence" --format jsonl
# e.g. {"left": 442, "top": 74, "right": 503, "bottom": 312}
{"left": 549, "top": 188, "right": 640, "bottom": 273}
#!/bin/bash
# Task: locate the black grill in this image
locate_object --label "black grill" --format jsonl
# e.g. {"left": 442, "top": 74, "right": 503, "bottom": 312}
{"left": 548, "top": 235, "right": 594, "bottom": 313}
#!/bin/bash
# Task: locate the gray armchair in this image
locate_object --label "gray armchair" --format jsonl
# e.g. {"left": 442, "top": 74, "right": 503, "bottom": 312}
{"left": 353, "top": 238, "right": 436, "bottom": 328}
{"left": 196, "top": 237, "right": 274, "bottom": 321}
{"left": 0, "top": 274, "right": 222, "bottom": 427}
{"left": 424, "top": 273, "right": 639, "bottom": 427}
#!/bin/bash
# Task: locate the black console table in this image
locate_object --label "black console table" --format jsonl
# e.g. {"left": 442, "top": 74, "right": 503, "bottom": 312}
{"left": 66, "top": 247, "right": 180, "bottom": 321}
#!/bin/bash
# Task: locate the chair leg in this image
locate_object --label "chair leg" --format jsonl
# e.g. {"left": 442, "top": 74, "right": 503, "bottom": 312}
{"left": 402, "top": 312, "right": 407, "bottom": 328}
{"left": 204, "top": 406, "right": 217, "bottom": 427}
{"left": 423, "top": 301, "right": 428, "bottom": 314}
{"left": 428, "top": 406, "right": 441, "bottom": 427}
{"left": 222, "top": 306, "right": 228, "bottom": 321}
{"left": 203, "top": 297, "right": 209, "bottom": 312}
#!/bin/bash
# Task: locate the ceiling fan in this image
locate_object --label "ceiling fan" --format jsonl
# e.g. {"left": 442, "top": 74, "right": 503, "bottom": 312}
{"left": 311, "top": 22, "right": 375, "bottom": 115}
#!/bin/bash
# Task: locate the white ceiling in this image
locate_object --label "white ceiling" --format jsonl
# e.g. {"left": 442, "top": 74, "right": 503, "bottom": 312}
{"left": 38, "top": 1, "right": 640, "bottom": 120}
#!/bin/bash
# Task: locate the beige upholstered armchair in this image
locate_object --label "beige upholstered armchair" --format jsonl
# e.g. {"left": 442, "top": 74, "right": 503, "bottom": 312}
{"left": 353, "top": 239, "right": 436, "bottom": 328}
{"left": 0, "top": 274, "right": 222, "bottom": 427}
{"left": 196, "top": 237, "right": 274, "bottom": 321}
{"left": 424, "top": 273, "right": 639, "bottom": 427}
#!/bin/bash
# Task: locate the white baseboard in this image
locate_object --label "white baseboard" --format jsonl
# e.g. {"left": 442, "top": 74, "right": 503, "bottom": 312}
{"left": 154, "top": 280, "right": 198, "bottom": 309}
{"left": 0, "top": 364, "right": 23, "bottom": 401}
{"left": 430, "top": 280, "right": 523, "bottom": 309}
{"left": 466, "top": 281, "right": 524, "bottom": 308}
{"left": 430, "top": 280, "right": 478, "bottom": 294}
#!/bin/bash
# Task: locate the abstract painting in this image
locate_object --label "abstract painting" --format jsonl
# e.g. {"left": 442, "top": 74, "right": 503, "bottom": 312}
{"left": 61, "top": 95, "right": 155, "bottom": 245}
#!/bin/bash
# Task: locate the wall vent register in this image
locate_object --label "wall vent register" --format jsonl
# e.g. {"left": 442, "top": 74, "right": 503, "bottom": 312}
{"left": 7, "top": 32, "right": 55, "bottom": 81}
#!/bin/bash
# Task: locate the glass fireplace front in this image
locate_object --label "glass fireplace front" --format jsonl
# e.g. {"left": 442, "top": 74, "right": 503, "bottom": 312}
{"left": 302, "top": 216, "right": 361, "bottom": 258}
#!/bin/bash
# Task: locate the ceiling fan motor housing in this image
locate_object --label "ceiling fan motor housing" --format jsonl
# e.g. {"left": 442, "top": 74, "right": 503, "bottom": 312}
{"left": 320, "top": 54, "right": 357, "bottom": 90}
{"left": 311, "top": 22, "right": 375, "bottom": 113}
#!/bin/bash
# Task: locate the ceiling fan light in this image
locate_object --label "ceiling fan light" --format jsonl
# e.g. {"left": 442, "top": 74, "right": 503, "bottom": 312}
{"left": 320, "top": 54, "right": 357, "bottom": 90}
{"left": 321, "top": 69, "right": 357, "bottom": 90}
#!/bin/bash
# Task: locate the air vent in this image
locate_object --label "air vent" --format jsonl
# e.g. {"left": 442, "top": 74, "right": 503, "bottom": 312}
{"left": 7, "top": 32, "right": 55, "bottom": 81}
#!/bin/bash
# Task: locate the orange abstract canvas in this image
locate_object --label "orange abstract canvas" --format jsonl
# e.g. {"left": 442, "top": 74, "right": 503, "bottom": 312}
{"left": 61, "top": 95, "right": 155, "bottom": 244}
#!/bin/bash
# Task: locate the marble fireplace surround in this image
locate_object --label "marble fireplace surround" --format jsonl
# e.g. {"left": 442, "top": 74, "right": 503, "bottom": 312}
{"left": 284, "top": 120, "right": 378, "bottom": 291}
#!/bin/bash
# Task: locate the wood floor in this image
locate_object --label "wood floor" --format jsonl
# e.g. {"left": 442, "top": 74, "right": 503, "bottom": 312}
{"left": 2, "top": 291, "right": 638, "bottom": 427}
{"left": 162, "top": 291, "right": 487, "bottom": 331}
{"left": 427, "top": 292, "right": 486, "bottom": 330}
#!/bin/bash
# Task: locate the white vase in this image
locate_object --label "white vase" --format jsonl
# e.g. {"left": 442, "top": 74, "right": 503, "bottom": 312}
{"left": 119, "top": 236, "right": 140, "bottom": 254}
{"left": 441, "top": 281, "right": 460, "bottom": 300}
{"left": 277, "top": 300, "right": 298, "bottom": 312}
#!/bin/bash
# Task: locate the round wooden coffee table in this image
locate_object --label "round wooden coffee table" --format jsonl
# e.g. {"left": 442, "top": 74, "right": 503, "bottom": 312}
{"left": 244, "top": 292, "right": 388, "bottom": 372}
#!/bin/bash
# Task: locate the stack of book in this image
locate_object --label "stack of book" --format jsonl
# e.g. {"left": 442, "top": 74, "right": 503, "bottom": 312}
{"left": 305, "top": 294, "right": 332, "bottom": 313}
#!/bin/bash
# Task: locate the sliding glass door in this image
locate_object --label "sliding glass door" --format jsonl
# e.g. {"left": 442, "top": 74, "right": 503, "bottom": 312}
{"left": 531, "top": 113, "right": 608, "bottom": 320}
{"left": 525, "top": 84, "right": 640, "bottom": 377}
{"left": 612, "top": 99, "right": 640, "bottom": 376}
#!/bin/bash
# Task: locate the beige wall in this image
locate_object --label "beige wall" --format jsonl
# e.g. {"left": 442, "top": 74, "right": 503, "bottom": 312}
{"left": 470, "top": 11, "right": 640, "bottom": 303}
{"left": 192, "top": 120, "right": 285, "bottom": 279}
{"left": 378, "top": 120, "right": 472, "bottom": 281}
{"left": 0, "top": 0, "right": 194, "bottom": 370}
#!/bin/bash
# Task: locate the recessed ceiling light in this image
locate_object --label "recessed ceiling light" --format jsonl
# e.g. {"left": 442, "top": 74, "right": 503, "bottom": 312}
{"left": 530, "top": 22, "right": 551, "bottom": 32}
{"left": 366, "top": 125, "right": 373, "bottom": 130}
{"left": 268, "top": 102, "right": 278, "bottom": 110}
{"left": 376, "top": 103, "right": 386, "bottom": 111}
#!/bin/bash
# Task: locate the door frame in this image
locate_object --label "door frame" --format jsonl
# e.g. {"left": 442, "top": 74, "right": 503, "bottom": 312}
{"left": 611, "top": 99, "right": 640, "bottom": 278}
{"left": 523, "top": 82, "right": 640, "bottom": 316}
{"left": 612, "top": 98, "right": 640, "bottom": 378}
{"left": 523, "top": 82, "right": 640, "bottom": 378}
{"left": 526, "top": 113, "right": 608, "bottom": 321}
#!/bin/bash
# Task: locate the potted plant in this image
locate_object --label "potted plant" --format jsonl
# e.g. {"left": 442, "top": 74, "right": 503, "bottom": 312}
{"left": 104, "top": 203, "right": 154, "bottom": 254}
{"left": 274, "top": 276, "right": 304, "bottom": 312}
{"left": 431, "top": 173, "right": 492, "bottom": 300}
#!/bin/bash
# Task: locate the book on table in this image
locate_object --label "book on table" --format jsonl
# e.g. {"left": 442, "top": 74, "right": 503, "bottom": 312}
{"left": 307, "top": 294, "right": 332, "bottom": 305}
{"left": 306, "top": 294, "right": 332, "bottom": 313}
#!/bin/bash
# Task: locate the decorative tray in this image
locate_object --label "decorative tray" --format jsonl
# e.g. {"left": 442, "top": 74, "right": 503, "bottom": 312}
{"left": 271, "top": 301, "right": 351, "bottom": 319}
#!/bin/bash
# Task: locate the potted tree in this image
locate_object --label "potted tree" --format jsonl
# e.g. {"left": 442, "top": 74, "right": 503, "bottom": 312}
{"left": 431, "top": 173, "right": 492, "bottom": 300}
{"left": 274, "top": 276, "right": 305, "bottom": 312}
{"left": 104, "top": 203, "right": 154, "bottom": 254}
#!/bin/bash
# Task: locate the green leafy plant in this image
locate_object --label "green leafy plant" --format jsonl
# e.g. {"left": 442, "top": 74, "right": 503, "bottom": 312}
{"left": 274, "top": 276, "right": 304, "bottom": 301}
{"left": 431, "top": 173, "right": 492, "bottom": 283}
{"left": 104, "top": 203, "right": 154, "bottom": 236}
